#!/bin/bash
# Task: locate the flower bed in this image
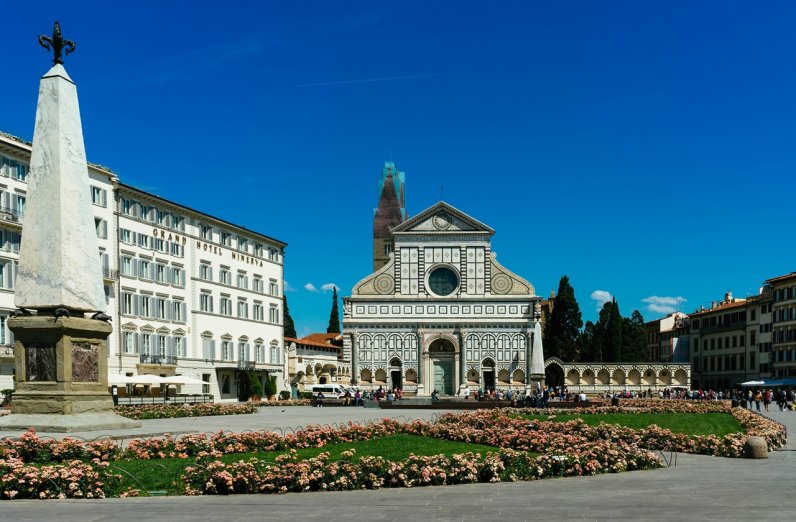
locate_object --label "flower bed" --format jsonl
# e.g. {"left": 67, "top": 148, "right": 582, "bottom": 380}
{"left": 0, "top": 401, "right": 787, "bottom": 499}
{"left": 256, "top": 399, "right": 311, "bottom": 407}
{"left": 115, "top": 402, "right": 259, "bottom": 420}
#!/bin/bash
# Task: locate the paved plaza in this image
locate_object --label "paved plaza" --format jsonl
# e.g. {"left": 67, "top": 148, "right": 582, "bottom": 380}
{"left": 0, "top": 406, "right": 794, "bottom": 521}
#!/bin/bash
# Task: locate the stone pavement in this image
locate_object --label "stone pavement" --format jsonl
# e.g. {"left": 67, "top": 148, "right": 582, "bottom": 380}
{"left": 1, "top": 407, "right": 794, "bottom": 521}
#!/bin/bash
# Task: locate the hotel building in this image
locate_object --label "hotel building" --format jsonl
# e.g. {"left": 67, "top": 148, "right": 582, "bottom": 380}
{"left": 0, "top": 132, "right": 286, "bottom": 402}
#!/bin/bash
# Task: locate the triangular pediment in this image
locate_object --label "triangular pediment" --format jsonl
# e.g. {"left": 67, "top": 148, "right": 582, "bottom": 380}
{"left": 391, "top": 202, "right": 494, "bottom": 235}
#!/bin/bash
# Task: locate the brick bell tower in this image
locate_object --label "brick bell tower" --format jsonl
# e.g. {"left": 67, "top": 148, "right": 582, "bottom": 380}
{"left": 373, "top": 162, "right": 407, "bottom": 271}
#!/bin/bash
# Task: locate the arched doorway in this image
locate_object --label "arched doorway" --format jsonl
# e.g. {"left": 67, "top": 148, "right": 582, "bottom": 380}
{"left": 429, "top": 339, "right": 455, "bottom": 395}
{"left": 545, "top": 362, "right": 564, "bottom": 388}
{"left": 389, "top": 358, "right": 403, "bottom": 390}
{"left": 481, "top": 358, "right": 495, "bottom": 391}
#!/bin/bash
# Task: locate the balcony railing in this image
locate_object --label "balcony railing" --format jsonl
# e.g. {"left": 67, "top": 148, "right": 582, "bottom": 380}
{"left": 139, "top": 353, "right": 178, "bottom": 365}
{"left": 102, "top": 267, "right": 119, "bottom": 280}
{"left": 0, "top": 345, "right": 13, "bottom": 357}
{"left": 238, "top": 359, "right": 256, "bottom": 371}
{"left": 0, "top": 206, "right": 22, "bottom": 225}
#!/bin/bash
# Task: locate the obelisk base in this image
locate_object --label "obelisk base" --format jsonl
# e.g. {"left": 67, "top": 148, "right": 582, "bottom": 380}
{"left": 0, "top": 315, "right": 140, "bottom": 432}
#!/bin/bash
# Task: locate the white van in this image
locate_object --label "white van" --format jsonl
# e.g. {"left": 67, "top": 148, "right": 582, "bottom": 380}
{"left": 309, "top": 384, "right": 348, "bottom": 399}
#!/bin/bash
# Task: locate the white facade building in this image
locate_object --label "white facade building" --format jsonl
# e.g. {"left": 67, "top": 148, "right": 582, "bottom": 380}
{"left": 343, "top": 202, "right": 544, "bottom": 397}
{"left": 0, "top": 132, "right": 286, "bottom": 402}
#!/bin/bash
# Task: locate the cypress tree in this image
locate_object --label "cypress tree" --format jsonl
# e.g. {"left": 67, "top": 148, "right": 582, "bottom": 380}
{"left": 622, "top": 310, "right": 648, "bottom": 362}
{"left": 283, "top": 296, "right": 297, "bottom": 338}
{"left": 326, "top": 287, "right": 341, "bottom": 334}
{"left": 605, "top": 298, "right": 623, "bottom": 362}
{"left": 543, "top": 276, "right": 583, "bottom": 362}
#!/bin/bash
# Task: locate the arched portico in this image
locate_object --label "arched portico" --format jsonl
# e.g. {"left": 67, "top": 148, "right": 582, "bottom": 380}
{"left": 544, "top": 358, "right": 691, "bottom": 394}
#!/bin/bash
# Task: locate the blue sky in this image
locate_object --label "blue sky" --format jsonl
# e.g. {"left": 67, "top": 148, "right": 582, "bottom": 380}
{"left": 3, "top": 1, "right": 795, "bottom": 335}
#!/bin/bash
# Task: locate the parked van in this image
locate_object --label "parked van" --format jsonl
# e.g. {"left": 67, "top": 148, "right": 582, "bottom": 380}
{"left": 309, "top": 384, "right": 347, "bottom": 399}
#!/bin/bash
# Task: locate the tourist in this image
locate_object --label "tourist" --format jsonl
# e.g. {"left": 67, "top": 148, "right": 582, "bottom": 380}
{"left": 754, "top": 390, "right": 762, "bottom": 411}
{"left": 763, "top": 389, "right": 772, "bottom": 412}
{"left": 431, "top": 389, "right": 439, "bottom": 402}
{"left": 354, "top": 390, "right": 362, "bottom": 407}
{"left": 315, "top": 391, "right": 324, "bottom": 408}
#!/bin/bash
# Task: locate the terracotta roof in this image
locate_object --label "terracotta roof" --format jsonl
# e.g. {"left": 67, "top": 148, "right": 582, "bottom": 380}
{"left": 285, "top": 336, "right": 341, "bottom": 350}
{"left": 689, "top": 299, "right": 747, "bottom": 317}
{"left": 765, "top": 272, "right": 796, "bottom": 285}
{"left": 302, "top": 333, "right": 342, "bottom": 344}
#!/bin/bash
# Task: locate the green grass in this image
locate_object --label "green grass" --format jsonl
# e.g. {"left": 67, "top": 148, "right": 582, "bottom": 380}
{"left": 520, "top": 412, "right": 743, "bottom": 437}
{"left": 108, "top": 434, "right": 501, "bottom": 496}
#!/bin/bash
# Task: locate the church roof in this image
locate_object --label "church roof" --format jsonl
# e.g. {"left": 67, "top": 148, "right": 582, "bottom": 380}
{"left": 391, "top": 201, "right": 495, "bottom": 235}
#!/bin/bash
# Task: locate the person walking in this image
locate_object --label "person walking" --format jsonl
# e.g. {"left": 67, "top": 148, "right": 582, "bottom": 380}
{"left": 754, "top": 390, "right": 762, "bottom": 412}
{"left": 763, "top": 389, "right": 772, "bottom": 412}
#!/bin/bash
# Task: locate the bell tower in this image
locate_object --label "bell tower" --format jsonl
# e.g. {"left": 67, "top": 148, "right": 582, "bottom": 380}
{"left": 373, "top": 162, "right": 407, "bottom": 271}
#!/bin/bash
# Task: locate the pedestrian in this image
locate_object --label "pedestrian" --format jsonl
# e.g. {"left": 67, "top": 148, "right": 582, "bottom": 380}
{"left": 315, "top": 391, "right": 323, "bottom": 408}
{"left": 754, "top": 390, "right": 762, "bottom": 412}
{"left": 763, "top": 389, "right": 772, "bottom": 412}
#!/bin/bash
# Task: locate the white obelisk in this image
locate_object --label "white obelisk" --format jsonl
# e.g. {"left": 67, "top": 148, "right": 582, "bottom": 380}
{"left": 14, "top": 63, "right": 106, "bottom": 313}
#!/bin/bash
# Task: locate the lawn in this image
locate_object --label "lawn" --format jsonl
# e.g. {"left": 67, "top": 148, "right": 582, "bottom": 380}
{"left": 109, "top": 433, "right": 501, "bottom": 496}
{"left": 520, "top": 412, "right": 743, "bottom": 437}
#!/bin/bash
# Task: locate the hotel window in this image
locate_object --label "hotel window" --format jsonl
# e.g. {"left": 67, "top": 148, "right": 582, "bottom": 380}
{"left": 139, "top": 259, "right": 152, "bottom": 280}
{"left": 123, "top": 331, "right": 135, "bottom": 354}
{"left": 255, "top": 343, "right": 264, "bottom": 362}
{"left": 137, "top": 233, "right": 151, "bottom": 249}
{"left": 121, "top": 292, "right": 133, "bottom": 315}
{"left": 219, "top": 268, "right": 231, "bottom": 285}
{"left": 237, "top": 236, "right": 248, "bottom": 252}
{"left": 173, "top": 216, "right": 185, "bottom": 232}
{"left": 221, "top": 231, "right": 232, "bottom": 247}
{"left": 173, "top": 336, "right": 185, "bottom": 357}
{"left": 269, "top": 279, "right": 278, "bottom": 296}
{"left": 156, "top": 298, "right": 166, "bottom": 319}
{"left": 90, "top": 186, "right": 107, "bottom": 207}
{"left": 15, "top": 195, "right": 25, "bottom": 214}
{"left": 172, "top": 266, "right": 185, "bottom": 287}
{"left": 253, "top": 276, "right": 263, "bottom": 293}
{"left": 199, "top": 263, "right": 212, "bottom": 280}
{"left": 120, "top": 256, "right": 135, "bottom": 277}
{"left": 157, "top": 335, "right": 167, "bottom": 356}
{"left": 94, "top": 218, "right": 108, "bottom": 239}
{"left": 270, "top": 341, "right": 279, "bottom": 364}
{"left": 239, "top": 342, "right": 250, "bottom": 362}
{"left": 156, "top": 210, "right": 169, "bottom": 226}
{"left": 154, "top": 238, "right": 165, "bottom": 252}
{"left": 268, "top": 248, "right": 277, "bottom": 261}
{"left": 199, "top": 291, "right": 213, "bottom": 312}
{"left": 140, "top": 295, "right": 151, "bottom": 318}
{"left": 0, "top": 261, "right": 17, "bottom": 290}
{"left": 121, "top": 198, "right": 133, "bottom": 215}
{"left": 237, "top": 271, "right": 248, "bottom": 289}
{"left": 269, "top": 305, "right": 279, "bottom": 324}
{"left": 156, "top": 263, "right": 167, "bottom": 283}
{"left": 200, "top": 224, "right": 212, "bottom": 240}
{"left": 170, "top": 241, "right": 184, "bottom": 257}
{"left": 220, "top": 296, "right": 232, "bottom": 316}
{"left": 141, "top": 334, "right": 151, "bottom": 355}
{"left": 144, "top": 206, "right": 156, "bottom": 223}
{"left": 254, "top": 243, "right": 263, "bottom": 257}
{"left": 172, "top": 301, "right": 185, "bottom": 322}
{"left": 119, "top": 228, "right": 133, "bottom": 244}
{"left": 15, "top": 163, "right": 27, "bottom": 181}
{"left": 237, "top": 299, "right": 248, "bottom": 319}
{"left": 253, "top": 302, "right": 263, "bottom": 321}
{"left": 221, "top": 340, "right": 233, "bottom": 361}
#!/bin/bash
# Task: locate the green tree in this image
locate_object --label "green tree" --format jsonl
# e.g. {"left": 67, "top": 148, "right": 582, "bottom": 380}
{"left": 264, "top": 376, "right": 278, "bottom": 398}
{"left": 543, "top": 276, "right": 583, "bottom": 362}
{"left": 605, "top": 298, "right": 623, "bottom": 362}
{"left": 326, "top": 287, "right": 341, "bottom": 334}
{"left": 578, "top": 320, "right": 599, "bottom": 362}
{"left": 248, "top": 371, "right": 262, "bottom": 398}
{"left": 622, "top": 309, "right": 648, "bottom": 362}
{"left": 283, "top": 296, "right": 297, "bottom": 338}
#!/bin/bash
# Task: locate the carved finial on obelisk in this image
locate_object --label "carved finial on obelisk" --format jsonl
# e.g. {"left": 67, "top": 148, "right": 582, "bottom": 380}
{"left": 38, "top": 21, "right": 76, "bottom": 66}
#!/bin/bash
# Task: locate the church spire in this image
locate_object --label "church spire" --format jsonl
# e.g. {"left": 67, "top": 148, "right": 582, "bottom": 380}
{"left": 372, "top": 162, "right": 407, "bottom": 271}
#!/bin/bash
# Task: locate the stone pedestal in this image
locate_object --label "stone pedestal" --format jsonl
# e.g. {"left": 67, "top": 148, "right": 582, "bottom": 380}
{"left": 0, "top": 315, "right": 140, "bottom": 432}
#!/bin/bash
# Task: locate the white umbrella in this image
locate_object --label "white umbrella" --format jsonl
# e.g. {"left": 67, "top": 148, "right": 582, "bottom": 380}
{"left": 127, "top": 374, "right": 165, "bottom": 385}
{"left": 107, "top": 373, "right": 130, "bottom": 385}
{"left": 161, "top": 375, "right": 206, "bottom": 385}
{"left": 740, "top": 380, "right": 765, "bottom": 387}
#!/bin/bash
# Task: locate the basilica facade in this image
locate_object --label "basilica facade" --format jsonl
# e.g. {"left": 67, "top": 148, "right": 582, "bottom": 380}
{"left": 343, "top": 200, "right": 545, "bottom": 396}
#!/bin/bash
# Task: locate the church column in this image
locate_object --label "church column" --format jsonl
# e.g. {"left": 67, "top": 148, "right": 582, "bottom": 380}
{"left": 459, "top": 330, "right": 469, "bottom": 393}
{"left": 350, "top": 331, "right": 358, "bottom": 386}
{"left": 416, "top": 330, "right": 425, "bottom": 395}
{"left": 526, "top": 331, "right": 533, "bottom": 394}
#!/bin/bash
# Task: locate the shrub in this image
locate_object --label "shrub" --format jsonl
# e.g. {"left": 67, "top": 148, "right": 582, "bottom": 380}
{"left": 279, "top": 390, "right": 291, "bottom": 400}
{"left": 264, "top": 377, "right": 277, "bottom": 398}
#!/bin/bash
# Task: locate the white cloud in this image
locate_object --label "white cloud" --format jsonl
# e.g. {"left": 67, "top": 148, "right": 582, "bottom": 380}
{"left": 590, "top": 290, "right": 612, "bottom": 311}
{"left": 642, "top": 296, "right": 686, "bottom": 315}
{"left": 284, "top": 280, "right": 297, "bottom": 292}
{"left": 321, "top": 283, "right": 340, "bottom": 292}
{"left": 304, "top": 283, "right": 319, "bottom": 293}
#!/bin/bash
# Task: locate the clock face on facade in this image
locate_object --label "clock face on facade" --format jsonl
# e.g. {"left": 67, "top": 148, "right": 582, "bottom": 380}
{"left": 428, "top": 266, "right": 458, "bottom": 296}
